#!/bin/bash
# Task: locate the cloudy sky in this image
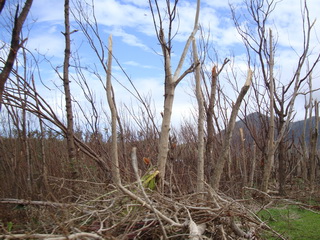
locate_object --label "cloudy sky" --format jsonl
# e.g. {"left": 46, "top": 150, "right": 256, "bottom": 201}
{"left": 2, "top": 0, "right": 320, "bottom": 129}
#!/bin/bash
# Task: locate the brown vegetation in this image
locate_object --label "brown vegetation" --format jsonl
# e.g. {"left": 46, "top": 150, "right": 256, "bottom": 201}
{"left": 0, "top": 0, "right": 320, "bottom": 239}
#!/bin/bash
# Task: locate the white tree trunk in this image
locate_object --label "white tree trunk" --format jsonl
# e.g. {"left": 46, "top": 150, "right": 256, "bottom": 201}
{"left": 192, "top": 38, "right": 205, "bottom": 194}
{"left": 156, "top": 0, "right": 201, "bottom": 191}
{"left": 210, "top": 70, "right": 252, "bottom": 190}
{"left": 106, "top": 35, "right": 121, "bottom": 185}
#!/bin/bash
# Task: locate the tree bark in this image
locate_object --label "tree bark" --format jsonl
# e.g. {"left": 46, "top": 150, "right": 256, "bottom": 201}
{"left": 300, "top": 100, "right": 309, "bottom": 181}
{"left": 106, "top": 35, "right": 121, "bottom": 185}
{"left": 278, "top": 117, "right": 286, "bottom": 195}
{"left": 156, "top": 32, "right": 174, "bottom": 190}
{"left": 239, "top": 127, "right": 247, "bottom": 194}
{"left": 62, "top": 0, "right": 77, "bottom": 177}
{"left": 249, "top": 144, "right": 256, "bottom": 187}
{"left": 261, "top": 29, "right": 275, "bottom": 193}
{"left": 151, "top": 0, "right": 201, "bottom": 191}
{"left": 192, "top": 38, "right": 205, "bottom": 194}
{"left": 206, "top": 66, "right": 218, "bottom": 180}
{"left": 309, "top": 101, "right": 319, "bottom": 191}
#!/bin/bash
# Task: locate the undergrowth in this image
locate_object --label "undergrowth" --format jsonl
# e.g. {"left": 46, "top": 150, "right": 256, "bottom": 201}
{"left": 258, "top": 205, "right": 320, "bottom": 240}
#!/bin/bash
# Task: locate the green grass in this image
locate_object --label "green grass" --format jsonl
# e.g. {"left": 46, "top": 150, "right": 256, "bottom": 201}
{"left": 258, "top": 205, "right": 320, "bottom": 240}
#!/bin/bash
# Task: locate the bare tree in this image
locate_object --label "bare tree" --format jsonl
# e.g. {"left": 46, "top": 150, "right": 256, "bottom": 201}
{"left": 61, "top": 0, "right": 77, "bottom": 179}
{"left": 261, "top": 29, "right": 275, "bottom": 193}
{"left": 148, "top": 0, "right": 200, "bottom": 190}
{"left": 0, "top": 0, "right": 33, "bottom": 110}
{"left": 210, "top": 70, "right": 252, "bottom": 190}
{"left": 232, "top": 0, "right": 320, "bottom": 193}
{"left": 203, "top": 58, "right": 229, "bottom": 185}
{"left": 106, "top": 35, "right": 121, "bottom": 185}
{"left": 192, "top": 38, "right": 205, "bottom": 193}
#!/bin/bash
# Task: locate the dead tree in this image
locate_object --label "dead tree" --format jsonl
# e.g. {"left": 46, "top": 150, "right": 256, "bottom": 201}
{"left": 232, "top": 0, "right": 320, "bottom": 193}
{"left": 106, "top": 35, "right": 121, "bottom": 185}
{"left": 210, "top": 70, "right": 252, "bottom": 190}
{"left": 61, "top": 0, "right": 77, "bottom": 179}
{"left": 261, "top": 29, "right": 275, "bottom": 193}
{"left": 148, "top": 0, "right": 200, "bottom": 190}
{"left": 192, "top": 38, "right": 205, "bottom": 193}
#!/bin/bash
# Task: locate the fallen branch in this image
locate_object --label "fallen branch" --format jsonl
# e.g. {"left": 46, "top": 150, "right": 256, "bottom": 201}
{"left": 0, "top": 232, "right": 103, "bottom": 240}
{"left": 113, "top": 147, "right": 186, "bottom": 229}
{"left": 0, "top": 198, "right": 74, "bottom": 208}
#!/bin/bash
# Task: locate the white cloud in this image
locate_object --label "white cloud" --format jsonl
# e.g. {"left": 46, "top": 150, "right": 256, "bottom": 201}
{"left": 31, "top": 0, "right": 64, "bottom": 22}
{"left": 121, "top": 0, "right": 150, "bottom": 8}
{"left": 202, "top": 0, "right": 243, "bottom": 9}
{"left": 92, "top": 0, "right": 151, "bottom": 28}
{"left": 108, "top": 27, "right": 151, "bottom": 52}
{"left": 26, "top": 27, "right": 65, "bottom": 58}
{"left": 123, "top": 60, "right": 154, "bottom": 69}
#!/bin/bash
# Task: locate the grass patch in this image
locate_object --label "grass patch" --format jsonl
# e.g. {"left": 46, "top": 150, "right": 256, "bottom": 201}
{"left": 258, "top": 205, "right": 320, "bottom": 239}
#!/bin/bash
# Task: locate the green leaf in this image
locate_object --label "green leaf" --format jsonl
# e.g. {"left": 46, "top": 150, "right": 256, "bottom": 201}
{"left": 7, "top": 222, "right": 13, "bottom": 232}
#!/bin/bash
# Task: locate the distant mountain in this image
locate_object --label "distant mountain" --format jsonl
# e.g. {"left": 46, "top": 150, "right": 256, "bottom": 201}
{"left": 289, "top": 117, "right": 318, "bottom": 145}
{"left": 232, "top": 112, "right": 319, "bottom": 147}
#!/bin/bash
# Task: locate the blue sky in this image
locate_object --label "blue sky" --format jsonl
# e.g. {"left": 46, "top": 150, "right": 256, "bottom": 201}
{"left": 1, "top": 0, "right": 320, "bottom": 128}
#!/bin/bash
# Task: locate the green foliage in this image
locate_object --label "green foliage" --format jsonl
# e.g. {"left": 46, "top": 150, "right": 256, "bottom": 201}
{"left": 7, "top": 222, "right": 13, "bottom": 232}
{"left": 259, "top": 206, "right": 320, "bottom": 240}
{"left": 141, "top": 168, "right": 159, "bottom": 190}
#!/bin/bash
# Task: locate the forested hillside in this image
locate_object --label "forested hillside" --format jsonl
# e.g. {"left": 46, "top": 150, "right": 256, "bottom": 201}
{"left": 234, "top": 112, "right": 320, "bottom": 147}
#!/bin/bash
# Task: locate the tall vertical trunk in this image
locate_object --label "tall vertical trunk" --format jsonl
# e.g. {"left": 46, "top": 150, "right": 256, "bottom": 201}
{"left": 192, "top": 39, "right": 205, "bottom": 194}
{"left": 261, "top": 29, "right": 275, "bottom": 193}
{"left": 300, "top": 103, "right": 309, "bottom": 181}
{"left": 206, "top": 66, "right": 217, "bottom": 180}
{"left": 63, "top": 0, "right": 76, "bottom": 176}
{"left": 106, "top": 35, "right": 121, "bottom": 185}
{"left": 157, "top": 76, "right": 175, "bottom": 190}
{"left": 309, "top": 101, "right": 319, "bottom": 191}
{"left": 155, "top": 0, "right": 201, "bottom": 191}
{"left": 249, "top": 144, "right": 256, "bottom": 187}
{"left": 210, "top": 70, "right": 252, "bottom": 190}
{"left": 239, "top": 128, "right": 247, "bottom": 193}
{"left": 21, "top": 48, "right": 32, "bottom": 194}
{"left": 278, "top": 117, "right": 286, "bottom": 195}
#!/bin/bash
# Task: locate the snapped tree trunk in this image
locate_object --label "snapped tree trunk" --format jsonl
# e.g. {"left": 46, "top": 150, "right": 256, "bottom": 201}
{"left": 106, "top": 35, "right": 121, "bottom": 185}
{"left": 206, "top": 66, "right": 218, "bottom": 180}
{"left": 192, "top": 38, "right": 205, "bottom": 194}
{"left": 210, "top": 69, "right": 252, "bottom": 190}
